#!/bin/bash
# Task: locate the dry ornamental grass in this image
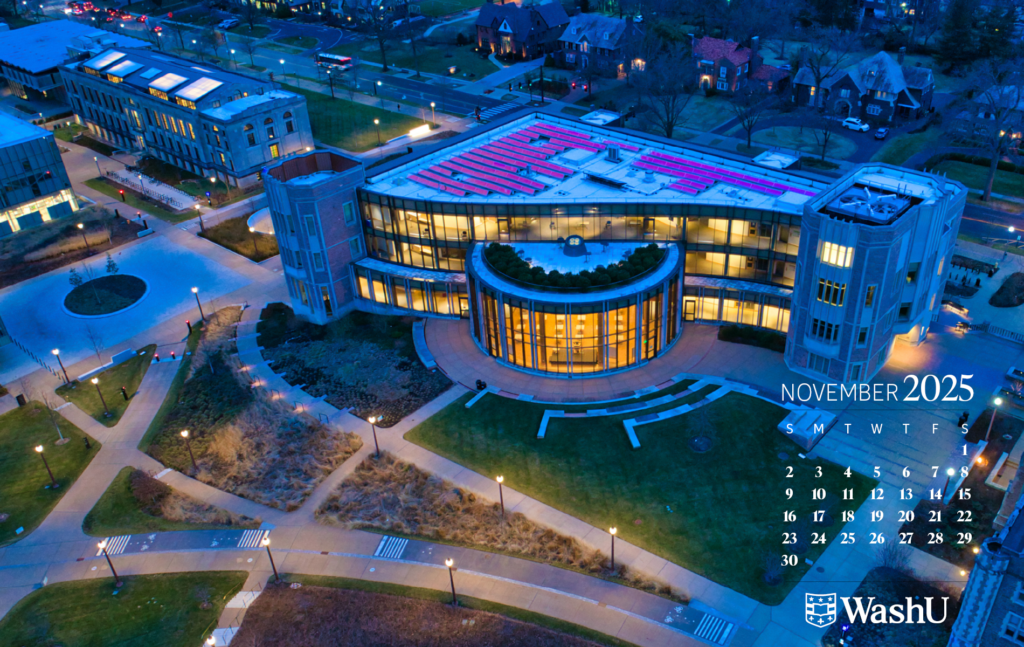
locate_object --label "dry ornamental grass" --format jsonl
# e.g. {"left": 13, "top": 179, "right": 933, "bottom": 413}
{"left": 316, "top": 453, "right": 683, "bottom": 600}
{"left": 131, "top": 470, "right": 256, "bottom": 527}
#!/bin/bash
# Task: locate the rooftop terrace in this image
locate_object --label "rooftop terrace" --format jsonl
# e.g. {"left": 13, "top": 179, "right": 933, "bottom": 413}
{"left": 365, "top": 114, "right": 831, "bottom": 214}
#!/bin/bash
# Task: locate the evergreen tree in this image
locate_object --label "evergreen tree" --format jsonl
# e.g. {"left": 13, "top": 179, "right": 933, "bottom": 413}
{"left": 105, "top": 253, "right": 119, "bottom": 275}
{"left": 937, "top": 0, "right": 979, "bottom": 69}
{"left": 979, "top": 6, "right": 1015, "bottom": 59}
{"left": 69, "top": 267, "right": 83, "bottom": 288}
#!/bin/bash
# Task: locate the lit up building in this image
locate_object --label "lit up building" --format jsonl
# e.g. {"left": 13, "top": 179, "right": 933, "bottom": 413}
{"left": 265, "top": 112, "right": 965, "bottom": 382}
{"left": 0, "top": 111, "right": 78, "bottom": 238}
{"left": 62, "top": 48, "right": 313, "bottom": 187}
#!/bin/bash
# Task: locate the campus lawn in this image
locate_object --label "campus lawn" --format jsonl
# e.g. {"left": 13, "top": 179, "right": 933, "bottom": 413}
{"left": 752, "top": 125, "right": 858, "bottom": 160}
{"left": 415, "top": 0, "right": 486, "bottom": 18}
{"left": 276, "top": 35, "right": 318, "bottom": 49}
{"left": 934, "top": 160, "right": 1024, "bottom": 198}
{"left": 0, "top": 403, "right": 99, "bottom": 546}
{"left": 0, "top": 572, "right": 246, "bottom": 646}
{"left": 56, "top": 345, "right": 157, "bottom": 427}
{"left": 82, "top": 467, "right": 259, "bottom": 537}
{"left": 199, "top": 216, "right": 279, "bottom": 262}
{"left": 228, "top": 24, "right": 272, "bottom": 39}
{"left": 406, "top": 391, "right": 874, "bottom": 605}
{"left": 328, "top": 39, "right": 496, "bottom": 80}
{"left": 83, "top": 178, "right": 189, "bottom": 224}
{"left": 53, "top": 123, "right": 87, "bottom": 142}
{"left": 871, "top": 127, "right": 942, "bottom": 167}
{"left": 281, "top": 85, "right": 423, "bottom": 152}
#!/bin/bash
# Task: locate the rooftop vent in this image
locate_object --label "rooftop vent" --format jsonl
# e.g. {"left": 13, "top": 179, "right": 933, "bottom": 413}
{"left": 606, "top": 144, "right": 620, "bottom": 163}
{"left": 643, "top": 170, "right": 655, "bottom": 183}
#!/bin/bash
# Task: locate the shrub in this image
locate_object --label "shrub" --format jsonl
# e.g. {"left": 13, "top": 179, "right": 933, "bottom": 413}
{"left": 544, "top": 54, "right": 556, "bottom": 67}
{"left": 275, "top": 4, "right": 292, "bottom": 18}
{"left": 130, "top": 470, "right": 171, "bottom": 513}
{"left": 484, "top": 242, "right": 666, "bottom": 289}
{"left": 717, "top": 324, "right": 787, "bottom": 352}
{"left": 990, "top": 273, "right": 1024, "bottom": 308}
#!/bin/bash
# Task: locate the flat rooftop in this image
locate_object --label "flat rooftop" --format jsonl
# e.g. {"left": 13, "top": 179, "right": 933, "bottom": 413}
{"left": 0, "top": 111, "right": 51, "bottom": 147}
{"left": 819, "top": 164, "right": 961, "bottom": 225}
{"left": 0, "top": 20, "right": 148, "bottom": 73}
{"left": 365, "top": 113, "right": 831, "bottom": 214}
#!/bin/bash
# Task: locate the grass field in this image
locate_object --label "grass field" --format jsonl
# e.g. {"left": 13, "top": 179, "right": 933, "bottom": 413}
{"left": 329, "top": 39, "right": 496, "bottom": 79}
{"left": 83, "top": 467, "right": 259, "bottom": 536}
{"left": 84, "top": 178, "right": 188, "bottom": 224}
{"left": 276, "top": 35, "right": 317, "bottom": 49}
{"left": 0, "top": 572, "right": 246, "bottom": 646}
{"left": 281, "top": 85, "right": 423, "bottom": 152}
{"left": 199, "top": 215, "right": 279, "bottom": 262}
{"left": 753, "top": 125, "right": 858, "bottom": 160}
{"left": 406, "top": 391, "right": 874, "bottom": 605}
{"left": 934, "top": 160, "right": 1024, "bottom": 198}
{"left": 0, "top": 403, "right": 97, "bottom": 546}
{"left": 228, "top": 24, "right": 272, "bottom": 39}
{"left": 871, "top": 128, "right": 942, "bottom": 167}
{"left": 56, "top": 345, "right": 156, "bottom": 426}
{"left": 415, "top": 0, "right": 486, "bottom": 18}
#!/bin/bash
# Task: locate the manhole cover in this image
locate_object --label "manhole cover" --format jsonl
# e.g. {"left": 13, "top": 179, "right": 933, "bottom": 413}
{"left": 778, "top": 452, "right": 789, "bottom": 460}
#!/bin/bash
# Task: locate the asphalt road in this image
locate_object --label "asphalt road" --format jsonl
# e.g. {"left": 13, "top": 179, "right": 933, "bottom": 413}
{"left": 961, "top": 203, "right": 1024, "bottom": 241}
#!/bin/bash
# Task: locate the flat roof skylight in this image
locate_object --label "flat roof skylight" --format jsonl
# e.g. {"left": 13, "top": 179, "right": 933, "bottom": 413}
{"left": 84, "top": 50, "right": 125, "bottom": 70}
{"left": 139, "top": 67, "right": 162, "bottom": 79}
{"left": 106, "top": 60, "right": 142, "bottom": 77}
{"left": 149, "top": 72, "right": 188, "bottom": 91}
{"left": 175, "top": 77, "right": 223, "bottom": 101}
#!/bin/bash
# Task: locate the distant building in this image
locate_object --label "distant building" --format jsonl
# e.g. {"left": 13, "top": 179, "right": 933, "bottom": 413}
{"left": 329, "top": 0, "right": 409, "bottom": 26}
{"left": 0, "top": 19, "right": 149, "bottom": 104}
{"left": 692, "top": 35, "right": 788, "bottom": 93}
{"left": 475, "top": 0, "right": 570, "bottom": 60}
{"left": 264, "top": 152, "right": 366, "bottom": 324}
{"left": 951, "top": 85, "right": 1024, "bottom": 150}
{"left": 556, "top": 13, "right": 643, "bottom": 77}
{"left": 792, "top": 49, "right": 934, "bottom": 122}
{"left": 0, "top": 111, "right": 78, "bottom": 238}
{"left": 62, "top": 48, "right": 314, "bottom": 188}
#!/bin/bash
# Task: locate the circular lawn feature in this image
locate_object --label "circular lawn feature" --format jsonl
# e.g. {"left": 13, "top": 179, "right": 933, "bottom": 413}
{"left": 64, "top": 275, "right": 147, "bottom": 316}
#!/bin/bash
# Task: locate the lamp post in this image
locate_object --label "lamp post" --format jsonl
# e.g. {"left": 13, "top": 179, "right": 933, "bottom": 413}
{"left": 496, "top": 475, "right": 505, "bottom": 518}
{"left": 76, "top": 222, "right": 92, "bottom": 254}
{"left": 35, "top": 445, "right": 57, "bottom": 487}
{"left": 279, "top": 59, "right": 285, "bottom": 83}
{"left": 609, "top": 527, "right": 617, "bottom": 571}
{"left": 986, "top": 397, "right": 1004, "bottom": 442}
{"left": 262, "top": 536, "right": 279, "bottom": 582}
{"left": 368, "top": 415, "right": 380, "bottom": 458}
{"left": 181, "top": 430, "right": 197, "bottom": 471}
{"left": 52, "top": 348, "right": 70, "bottom": 384}
{"left": 326, "top": 69, "right": 335, "bottom": 98}
{"left": 191, "top": 287, "right": 205, "bottom": 321}
{"left": 206, "top": 637, "right": 216, "bottom": 646}
{"left": 91, "top": 377, "right": 111, "bottom": 418}
{"left": 230, "top": 49, "right": 236, "bottom": 69}
{"left": 97, "top": 539, "right": 123, "bottom": 587}
{"left": 93, "top": 156, "right": 101, "bottom": 175}
{"left": 430, "top": 101, "right": 436, "bottom": 126}
{"left": 445, "top": 558, "right": 457, "bottom": 605}
{"left": 248, "top": 226, "right": 260, "bottom": 257}
{"left": 376, "top": 80, "right": 383, "bottom": 107}
{"left": 942, "top": 467, "right": 956, "bottom": 502}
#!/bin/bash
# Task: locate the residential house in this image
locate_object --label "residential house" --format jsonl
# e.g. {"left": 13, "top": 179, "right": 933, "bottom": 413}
{"left": 951, "top": 85, "right": 1024, "bottom": 149}
{"left": 476, "top": 0, "right": 569, "bottom": 60}
{"left": 693, "top": 36, "right": 786, "bottom": 93}
{"left": 556, "top": 13, "right": 643, "bottom": 77}
{"left": 792, "top": 49, "right": 934, "bottom": 122}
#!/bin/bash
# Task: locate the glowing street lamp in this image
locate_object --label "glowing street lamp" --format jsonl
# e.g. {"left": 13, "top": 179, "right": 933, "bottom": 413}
{"left": 191, "top": 287, "right": 205, "bottom": 322}
{"left": 609, "top": 527, "right": 617, "bottom": 570}
{"left": 52, "top": 348, "right": 70, "bottom": 383}
{"left": 248, "top": 226, "right": 260, "bottom": 257}
{"left": 97, "top": 539, "right": 123, "bottom": 587}
{"left": 430, "top": 101, "right": 436, "bottom": 125}
{"left": 367, "top": 415, "right": 381, "bottom": 457}
{"left": 445, "top": 558, "right": 457, "bottom": 605}
{"left": 181, "top": 430, "right": 197, "bottom": 471}
{"left": 206, "top": 637, "right": 216, "bottom": 646}
{"left": 942, "top": 467, "right": 956, "bottom": 501}
{"left": 76, "top": 222, "right": 92, "bottom": 254}
{"left": 986, "top": 397, "right": 1004, "bottom": 442}
{"left": 374, "top": 118, "right": 381, "bottom": 148}
{"left": 35, "top": 445, "right": 57, "bottom": 487}
{"left": 262, "top": 536, "right": 279, "bottom": 582}
{"left": 496, "top": 475, "right": 505, "bottom": 518}
{"left": 93, "top": 155, "right": 101, "bottom": 175}
{"left": 91, "top": 377, "right": 111, "bottom": 418}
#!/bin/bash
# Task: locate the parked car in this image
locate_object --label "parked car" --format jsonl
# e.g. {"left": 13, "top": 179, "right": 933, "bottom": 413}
{"left": 874, "top": 127, "right": 889, "bottom": 140}
{"left": 842, "top": 118, "right": 870, "bottom": 132}
{"left": 218, "top": 18, "right": 240, "bottom": 30}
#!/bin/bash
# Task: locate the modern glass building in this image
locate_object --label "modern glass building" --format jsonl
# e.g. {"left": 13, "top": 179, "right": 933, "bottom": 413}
{"left": 267, "top": 112, "right": 966, "bottom": 382}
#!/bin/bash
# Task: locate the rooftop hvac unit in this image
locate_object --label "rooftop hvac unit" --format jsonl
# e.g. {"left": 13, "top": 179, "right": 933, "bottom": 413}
{"left": 606, "top": 144, "right": 620, "bottom": 163}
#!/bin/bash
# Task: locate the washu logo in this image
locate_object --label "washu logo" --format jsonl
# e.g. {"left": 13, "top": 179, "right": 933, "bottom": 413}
{"left": 805, "top": 593, "right": 950, "bottom": 626}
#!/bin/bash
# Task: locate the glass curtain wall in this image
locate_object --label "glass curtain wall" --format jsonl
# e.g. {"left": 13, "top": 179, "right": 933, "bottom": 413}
{"left": 681, "top": 287, "right": 791, "bottom": 333}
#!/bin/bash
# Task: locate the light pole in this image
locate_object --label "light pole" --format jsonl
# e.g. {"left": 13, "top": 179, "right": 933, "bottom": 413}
{"left": 76, "top": 222, "right": 92, "bottom": 254}
{"left": 368, "top": 415, "right": 380, "bottom": 457}
{"left": 942, "top": 467, "right": 956, "bottom": 502}
{"left": 986, "top": 397, "right": 1004, "bottom": 442}
{"left": 279, "top": 59, "right": 286, "bottom": 84}
{"left": 207, "top": 637, "right": 216, "bottom": 646}
{"left": 192, "top": 287, "right": 205, "bottom": 321}
{"left": 445, "top": 558, "right": 457, "bottom": 605}
{"left": 609, "top": 527, "right": 617, "bottom": 571}
{"left": 35, "top": 445, "right": 57, "bottom": 487}
{"left": 376, "top": 80, "right": 383, "bottom": 107}
{"left": 496, "top": 475, "right": 505, "bottom": 518}
{"left": 326, "top": 70, "right": 335, "bottom": 98}
{"left": 97, "top": 539, "right": 123, "bottom": 587}
{"left": 93, "top": 156, "right": 101, "bottom": 175}
{"left": 230, "top": 49, "right": 236, "bottom": 69}
{"left": 52, "top": 348, "right": 70, "bottom": 384}
{"left": 92, "top": 377, "right": 111, "bottom": 418}
{"left": 249, "top": 226, "right": 260, "bottom": 257}
{"left": 262, "top": 536, "right": 279, "bottom": 582}
{"left": 181, "top": 430, "right": 197, "bottom": 471}
{"left": 430, "top": 101, "right": 436, "bottom": 126}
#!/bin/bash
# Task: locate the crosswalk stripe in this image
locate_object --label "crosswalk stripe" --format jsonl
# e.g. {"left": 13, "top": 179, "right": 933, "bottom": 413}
{"left": 693, "top": 613, "right": 733, "bottom": 645}
{"left": 372, "top": 535, "right": 409, "bottom": 559}
{"left": 474, "top": 103, "right": 520, "bottom": 122}
{"left": 96, "top": 535, "right": 130, "bottom": 557}
{"left": 238, "top": 529, "right": 269, "bottom": 549}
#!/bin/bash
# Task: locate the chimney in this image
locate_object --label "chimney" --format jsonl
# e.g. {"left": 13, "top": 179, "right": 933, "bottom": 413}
{"left": 898, "top": 46, "right": 906, "bottom": 65}
{"left": 750, "top": 35, "right": 760, "bottom": 73}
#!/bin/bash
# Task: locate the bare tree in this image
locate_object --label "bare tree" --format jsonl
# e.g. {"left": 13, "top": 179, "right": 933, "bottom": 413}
{"left": 239, "top": 1, "right": 264, "bottom": 33}
{"left": 195, "top": 28, "right": 221, "bottom": 62}
{"left": 240, "top": 37, "right": 260, "bottom": 68}
{"left": 166, "top": 21, "right": 190, "bottom": 50}
{"left": 39, "top": 392, "right": 67, "bottom": 443}
{"left": 637, "top": 44, "right": 697, "bottom": 139}
{"left": 345, "top": 59, "right": 362, "bottom": 100}
{"left": 799, "top": 28, "right": 859, "bottom": 109}
{"left": 807, "top": 109, "right": 840, "bottom": 161}
{"left": 730, "top": 82, "right": 777, "bottom": 149}
{"left": 365, "top": 1, "right": 398, "bottom": 72}
{"left": 950, "top": 59, "right": 1024, "bottom": 201}
{"left": 85, "top": 325, "right": 105, "bottom": 362}
{"left": 407, "top": 28, "right": 426, "bottom": 79}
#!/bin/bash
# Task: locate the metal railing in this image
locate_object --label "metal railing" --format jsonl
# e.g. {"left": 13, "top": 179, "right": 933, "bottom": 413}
{"left": 105, "top": 170, "right": 192, "bottom": 210}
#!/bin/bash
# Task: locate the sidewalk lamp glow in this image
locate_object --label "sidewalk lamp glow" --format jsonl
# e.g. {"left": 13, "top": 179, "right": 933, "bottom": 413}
{"left": 986, "top": 397, "right": 1004, "bottom": 442}
{"left": 368, "top": 415, "right": 381, "bottom": 457}
{"left": 609, "top": 527, "right": 617, "bottom": 570}
{"left": 93, "top": 155, "right": 101, "bottom": 175}
{"left": 262, "top": 536, "right": 280, "bottom": 582}
{"left": 373, "top": 118, "right": 381, "bottom": 149}
{"left": 248, "top": 226, "right": 260, "bottom": 256}
{"left": 52, "top": 348, "right": 70, "bottom": 384}
{"left": 92, "top": 377, "right": 112, "bottom": 418}
{"left": 496, "top": 475, "right": 505, "bottom": 518}
{"left": 98, "top": 539, "right": 123, "bottom": 587}
{"left": 430, "top": 101, "right": 436, "bottom": 124}
{"left": 942, "top": 467, "right": 956, "bottom": 501}
{"left": 35, "top": 444, "right": 57, "bottom": 487}
{"left": 206, "top": 637, "right": 216, "bottom": 646}
{"left": 191, "top": 286, "right": 205, "bottom": 322}
{"left": 76, "top": 222, "right": 92, "bottom": 254}
{"left": 181, "top": 430, "right": 198, "bottom": 471}
{"left": 445, "top": 558, "right": 457, "bottom": 605}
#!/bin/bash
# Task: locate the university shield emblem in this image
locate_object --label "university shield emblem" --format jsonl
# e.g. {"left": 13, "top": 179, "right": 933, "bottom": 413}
{"left": 805, "top": 593, "right": 837, "bottom": 627}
